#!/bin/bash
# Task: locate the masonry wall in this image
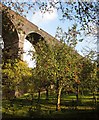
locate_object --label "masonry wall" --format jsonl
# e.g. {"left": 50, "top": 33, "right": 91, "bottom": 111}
{"left": 2, "top": 3, "right": 59, "bottom": 60}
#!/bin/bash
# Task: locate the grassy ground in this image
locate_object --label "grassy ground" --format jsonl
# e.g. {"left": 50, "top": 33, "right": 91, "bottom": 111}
{"left": 2, "top": 92, "right": 99, "bottom": 120}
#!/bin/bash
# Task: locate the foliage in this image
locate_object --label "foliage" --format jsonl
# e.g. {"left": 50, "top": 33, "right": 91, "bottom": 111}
{"left": 1, "top": 1, "right": 98, "bottom": 35}
{"left": 55, "top": 24, "right": 83, "bottom": 47}
{"left": 2, "top": 59, "right": 32, "bottom": 99}
{"left": 79, "top": 59, "right": 98, "bottom": 93}
{"left": 31, "top": 33, "right": 83, "bottom": 110}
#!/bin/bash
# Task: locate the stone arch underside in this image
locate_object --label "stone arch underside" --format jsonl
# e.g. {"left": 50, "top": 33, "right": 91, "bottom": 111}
{"left": 26, "top": 32, "right": 44, "bottom": 43}
{"left": 25, "top": 32, "right": 44, "bottom": 49}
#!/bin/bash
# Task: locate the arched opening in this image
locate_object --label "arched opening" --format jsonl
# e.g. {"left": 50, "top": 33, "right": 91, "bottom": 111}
{"left": 24, "top": 32, "right": 44, "bottom": 68}
{"left": 2, "top": 10, "right": 19, "bottom": 60}
{"left": 26, "top": 32, "right": 44, "bottom": 46}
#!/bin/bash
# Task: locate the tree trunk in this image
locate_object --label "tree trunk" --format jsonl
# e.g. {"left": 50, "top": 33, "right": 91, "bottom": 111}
{"left": 81, "top": 87, "right": 84, "bottom": 96}
{"left": 76, "top": 91, "right": 79, "bottom": 102}
{"left": 56, "top": 87, "right": 62, "bottom": 111}
{"left": 46, "top": 88, "right": 49, "bottom": 100}
{"left": 31, "top": 93, "right": 34, "bottom": 101}
{"left": 93, "top": 92, "right": 97, "bottom": 104}
{"left": 38, "top": 89, "right": 41, "bottom": 102}
{"left": 76, "top": 84, "right": 79, "bottom": 104}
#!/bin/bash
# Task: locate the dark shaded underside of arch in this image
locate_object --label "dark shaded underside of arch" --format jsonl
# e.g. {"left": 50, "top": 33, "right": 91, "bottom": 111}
{"left": 26, "top": 32, "right": 44, "bottom": 45}
{"left": 2, "top": 10, "right": 19, "bottom": 60}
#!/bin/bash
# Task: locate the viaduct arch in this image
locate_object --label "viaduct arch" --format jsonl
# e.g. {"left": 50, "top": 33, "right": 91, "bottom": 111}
{"left": 1, "top": 3, "right": 59, "bottom": 61}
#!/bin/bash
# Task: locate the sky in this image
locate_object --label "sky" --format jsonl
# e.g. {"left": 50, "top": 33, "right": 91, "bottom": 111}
{"left": 19, "top": 1, "right": 97, "bottom": 67}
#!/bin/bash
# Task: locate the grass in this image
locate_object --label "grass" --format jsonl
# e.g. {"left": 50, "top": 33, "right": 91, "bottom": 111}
{"left": 2, "top": 92, "right": 99, "bottom": 119}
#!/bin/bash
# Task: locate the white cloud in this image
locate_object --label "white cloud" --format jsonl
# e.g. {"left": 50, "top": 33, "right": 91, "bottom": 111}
{"left": 28, "top": 8, "right": 57, "bottom": 25}
{"left": 43, "top": 10, "right": 57, "bottom": 21}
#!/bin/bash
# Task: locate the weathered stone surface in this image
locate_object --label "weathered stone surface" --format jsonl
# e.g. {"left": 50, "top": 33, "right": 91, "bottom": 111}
{"left": 1, "top": 3, "right": 59, "bottom": 60}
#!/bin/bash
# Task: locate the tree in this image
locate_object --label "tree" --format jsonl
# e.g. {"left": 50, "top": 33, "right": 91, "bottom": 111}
{"left": 32, "top": 39, "right": 56, "bottom": 101}
{"left": 35, "top": 37, "right": 81, "bottom": 111}
{"left": 78, "top": 57, "right": 98, "bottom": 104}
{"left": 2, "top": 59, "right": 32, "bottom": 99}
{"left": 31, "top": 25, "right": 83, "bottom": 111}
{"left": 53, "top": 43, "right": 81, "bottom": 110}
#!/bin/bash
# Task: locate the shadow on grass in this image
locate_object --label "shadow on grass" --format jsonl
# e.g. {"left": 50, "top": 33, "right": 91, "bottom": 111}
{"left": 2, "top": 98, "right": 99, "bottom": 120}
{"left": 2, "top": 109, "right": 99, "bottom": 120}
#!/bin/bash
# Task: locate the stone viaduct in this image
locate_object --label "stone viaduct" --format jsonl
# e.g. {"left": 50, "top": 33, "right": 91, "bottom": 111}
{"left": 1, "top": 3, "right": 59, "bottom": 60}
